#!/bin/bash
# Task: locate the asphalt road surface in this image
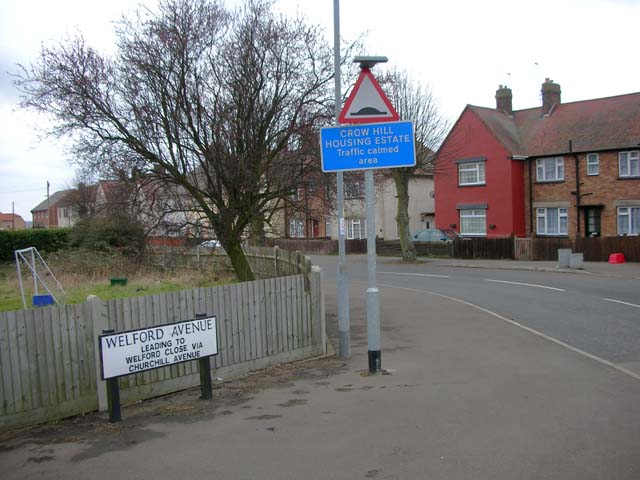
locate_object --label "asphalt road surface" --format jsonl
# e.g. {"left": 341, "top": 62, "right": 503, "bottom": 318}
{"left": 311, "top": 254, "right": 640, "bottom": 376}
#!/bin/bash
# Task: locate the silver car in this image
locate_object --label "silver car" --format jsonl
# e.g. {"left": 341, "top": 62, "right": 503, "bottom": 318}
{"left": 411, "top": 229, "right": 452, "bottom": 243}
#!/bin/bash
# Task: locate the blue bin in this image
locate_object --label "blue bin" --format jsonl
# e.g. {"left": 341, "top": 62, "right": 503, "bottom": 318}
{"left": 33, "top": 294, "right": 55, "bottom": 307}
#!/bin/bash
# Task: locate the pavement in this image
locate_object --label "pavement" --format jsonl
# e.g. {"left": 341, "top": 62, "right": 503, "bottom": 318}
{"left": 412, "top": 256, "right": 640, "bottom": 279}
{"left": 1, "top": 257, "right": 640, "bottom": 479}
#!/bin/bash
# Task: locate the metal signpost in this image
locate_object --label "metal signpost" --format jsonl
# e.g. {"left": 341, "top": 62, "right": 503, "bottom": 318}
{"left": 324, "top": 54, "right": 415, "bottom": 374}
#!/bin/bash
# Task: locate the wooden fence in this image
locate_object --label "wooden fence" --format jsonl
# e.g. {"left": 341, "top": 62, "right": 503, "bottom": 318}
{"left": 0, "top": 252, "right": 325, "bottom": 429}
{"left": 451, "top": 237, "right": 515, "bottom": 260}
{"left": 449, "top": 236, "right": 640, "bottom": 262}
{"left": 266, "top": 238, "right": 368, "bottom": 255}
{"left": 375, "top": 240, "right": 451, "bottom": 257}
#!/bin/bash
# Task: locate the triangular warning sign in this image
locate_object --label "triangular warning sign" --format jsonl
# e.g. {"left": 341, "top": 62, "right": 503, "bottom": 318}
{"left": 339, "top": 68, "right": 399, "bottom": 124}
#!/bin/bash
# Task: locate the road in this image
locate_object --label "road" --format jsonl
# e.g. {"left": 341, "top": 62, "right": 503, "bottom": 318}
{"left": 311, "top": 254, "right": 640, "bottom": 376}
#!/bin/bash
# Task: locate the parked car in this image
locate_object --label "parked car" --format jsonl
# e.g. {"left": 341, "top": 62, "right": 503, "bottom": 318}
{"left": 199, "top": 239, "right": 221, "bottom": 249}
{"left": 411, "top": 229, "right": 453, "bottom": 243}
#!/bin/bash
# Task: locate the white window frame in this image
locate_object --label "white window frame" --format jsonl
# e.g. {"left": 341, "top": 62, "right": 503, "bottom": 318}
{"left": 536, "top": 207, "right": 568, "bottom": 236}
{"left": 617, "top": 206, "right": 640, "bottom": 236}
{"left": 619, "top": 151, "right": 640, "bottom": 178}
{"left": 346, "top": 218, "right": 366, "bottom": 240}
{"left": 536, "top": 157, "right": 564, "bottom": 182}
{"left": 458, "top": 162, "right": 486, "bottom": 186}
{"left": 459, "top": 209, "right": 486, "bottom": 237}
{"left": 289, "top": 218, "right": 304, "bottom": 238}
{"left": 586, "top": 153, "right": 599, "bottom": 176}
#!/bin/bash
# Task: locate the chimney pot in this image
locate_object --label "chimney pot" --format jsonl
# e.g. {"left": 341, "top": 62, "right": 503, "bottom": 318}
{"left": 541, "top": 78, "right": 561, "bottom": 115}
{"left": 495, "top": 85, "right": 513, "bottom": 115}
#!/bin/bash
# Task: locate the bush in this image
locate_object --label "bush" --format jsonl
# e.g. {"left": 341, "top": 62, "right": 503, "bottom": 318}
{"left": 69, "top": 215, "right": 146, "bottom": 259}
{"left": 0, "top": 228, "right": 70, "bottom": 262}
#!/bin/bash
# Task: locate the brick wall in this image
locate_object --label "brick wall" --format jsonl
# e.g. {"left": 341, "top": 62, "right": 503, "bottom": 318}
{"left": 524, "top": 150, "right": 640, "bottom": 238}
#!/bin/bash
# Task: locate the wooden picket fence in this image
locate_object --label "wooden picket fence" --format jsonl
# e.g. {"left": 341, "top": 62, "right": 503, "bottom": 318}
{"left": 0, "top": 251, "right": 326, "bottom": 429}
{"left": 450, "top": 236, "right": 640, "bottom": 262}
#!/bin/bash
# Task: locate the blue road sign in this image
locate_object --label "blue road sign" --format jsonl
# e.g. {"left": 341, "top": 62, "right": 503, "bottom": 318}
{"left": 320, "top": 120, "right": 416, "bottom": 172}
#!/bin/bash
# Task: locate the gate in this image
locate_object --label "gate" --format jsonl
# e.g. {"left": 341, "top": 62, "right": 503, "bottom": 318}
{"left": 514, "top": 238, "right": 531, "bottom": 260}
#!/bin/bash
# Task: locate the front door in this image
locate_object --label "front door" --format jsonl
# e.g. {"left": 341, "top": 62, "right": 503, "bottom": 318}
{"left": 584, "top": 207, "right": 602, "bottom": 237}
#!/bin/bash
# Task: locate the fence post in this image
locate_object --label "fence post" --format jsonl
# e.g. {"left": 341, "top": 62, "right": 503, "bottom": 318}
{"left": 89, "top": 295, "right": 109, "bottom": 412}
{"left": 310, "top": 266, "right": 326, "bottom": 354}
{"left": 274, "top": 246, "right": 279, "bottom": 277}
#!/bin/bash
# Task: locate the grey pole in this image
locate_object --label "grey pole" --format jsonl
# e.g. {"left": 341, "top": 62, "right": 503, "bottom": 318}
{"left": 334, "top": 0, "right": 350, "bottom": 359}
{"left": 351, "top": 56, "right": 389, "bottom": 374}
{"left": 365, "top": 169, "right": 381, "bottom": 373}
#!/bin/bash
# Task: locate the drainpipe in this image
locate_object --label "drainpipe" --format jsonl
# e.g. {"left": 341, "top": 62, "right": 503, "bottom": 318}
{"left": 570, "top": 140, "right": 581, "bottom": 236}
{"left": 528, "top": 159, "right": 533, "bottom": 237}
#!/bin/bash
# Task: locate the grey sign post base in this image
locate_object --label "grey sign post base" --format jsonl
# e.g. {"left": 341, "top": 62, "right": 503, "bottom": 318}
{"left": 365, "top": 169, "right": 381, "bottom": 373}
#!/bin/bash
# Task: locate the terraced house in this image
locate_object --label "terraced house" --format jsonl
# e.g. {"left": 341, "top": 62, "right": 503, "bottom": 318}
{"left": 435, "top": 79, "right": 640, "bottom": 239}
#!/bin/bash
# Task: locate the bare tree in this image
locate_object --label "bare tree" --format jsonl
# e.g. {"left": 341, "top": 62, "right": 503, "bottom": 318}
{"left": 15, "top": 0, "right": 350, "bottom": 281}
{"left": 380, "top": 69, "right": 449, "bottom": 262}
{"left": 64, "top": 172, "right": 98, "bottom": 219}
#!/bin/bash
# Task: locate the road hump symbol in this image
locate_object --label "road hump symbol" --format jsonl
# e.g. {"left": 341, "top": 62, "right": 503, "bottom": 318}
{"left": 339, "top": 68, "right": 399, "bottom": 124}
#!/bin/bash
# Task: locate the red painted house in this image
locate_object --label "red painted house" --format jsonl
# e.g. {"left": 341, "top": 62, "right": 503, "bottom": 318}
{"left": 436, "top": 79, "right": 640, "bottom": 239}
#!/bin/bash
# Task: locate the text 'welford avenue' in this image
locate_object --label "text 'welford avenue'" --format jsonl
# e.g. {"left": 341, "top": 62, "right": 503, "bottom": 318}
{"left": 100, "top": 317, "right": 218, "bottom": 379}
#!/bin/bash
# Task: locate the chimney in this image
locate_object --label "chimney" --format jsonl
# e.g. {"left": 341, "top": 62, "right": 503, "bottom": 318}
{"left": 541, "top": 78, "right": 561, "bottom": 115}
{"left": 495, "top": 85, "right": 513, "bottom": 115}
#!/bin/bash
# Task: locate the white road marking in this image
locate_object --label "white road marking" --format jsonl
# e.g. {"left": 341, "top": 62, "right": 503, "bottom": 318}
{"left": 373, "top": 282, "right": 640, "bottom": 382}
{"left": 378, "top": 271, "right": 449, "bottom": 278}
{"left": 485, "top": 279, "right": 566, "bottom": 292}
{"left": 603, "top": 298, "right": 640, "bottom": 309}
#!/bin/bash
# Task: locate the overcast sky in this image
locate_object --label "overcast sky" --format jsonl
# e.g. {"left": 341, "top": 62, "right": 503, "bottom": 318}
{"left": 1, "top": 0, "right": 638, "bottom": 221}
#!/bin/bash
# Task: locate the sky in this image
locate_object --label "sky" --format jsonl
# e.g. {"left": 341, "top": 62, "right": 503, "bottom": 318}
{"left": 1, "top": 0, "right": 639, "bottom": 221}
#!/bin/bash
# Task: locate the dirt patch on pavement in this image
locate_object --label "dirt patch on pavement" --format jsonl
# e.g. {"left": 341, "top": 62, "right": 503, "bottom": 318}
{"left": 0, "top": 355, "right": 347, "bottom": 453}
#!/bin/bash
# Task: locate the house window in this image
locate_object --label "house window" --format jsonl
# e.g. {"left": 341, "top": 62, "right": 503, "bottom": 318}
{"left": 345, "top": 179, "right": 364, "bottom": 199}
{"left": 619, "top": 151, "right": 640, "bottom": 178}
{"left": 617, "top": 207, "right": 640, "bottom": 235}
{"left": 458, "top": 162, "right": 485, "bottom": 186}
{"left": 289, "top": 218, "right": 304, "bottom": 238}
{"left": 290, "top": 187, "right": 304, "bottom": 202}
{"left": 536, "top": 207, "right": 568, "bottom": 235}
{"left": 459, "top": 209, "right": 486, "bottom": 236}
{"left": 347, "top": 218, "right": 366, "bottom": 239}
{"left": 586, "top": 153, "right": 599, "bottom": 176}
{"left": 536, "top": 157, "right": 564, "bottom": 182}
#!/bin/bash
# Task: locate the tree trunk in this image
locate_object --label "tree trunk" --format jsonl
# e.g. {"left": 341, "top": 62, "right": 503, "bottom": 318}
{"left": 248, "top": 216, "right": 266, "bottom": 247}
{"left": 225, "top": 241, "right": 255, "bottom": 282}
{"left": 394, "top": 170, "right": 416, "bottom": 262}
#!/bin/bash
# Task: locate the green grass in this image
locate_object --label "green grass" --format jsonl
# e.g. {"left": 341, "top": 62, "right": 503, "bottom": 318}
{"left": 0, "top": 276, "right": 231, "bottom": 312}
{"left": 0, "top": 251, "right": 235, "bottom": 312}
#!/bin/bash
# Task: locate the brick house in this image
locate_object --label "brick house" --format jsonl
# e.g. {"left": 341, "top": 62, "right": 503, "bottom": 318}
{"left": 0, "top": 212, "right": 26, "bottom": 230}
{"left": 30, "top": 189, "right": 75, "bottom": 228}
{"left": 436, "top": 79, "right": 640, "bottom": 238}
{"left": 280, "top": 183, "right": 332, "bottom": 239}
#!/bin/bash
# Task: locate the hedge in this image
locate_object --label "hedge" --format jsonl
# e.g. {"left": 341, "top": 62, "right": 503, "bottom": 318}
{"left": 0, "top": 228, "right": 71, "bottom": 262}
